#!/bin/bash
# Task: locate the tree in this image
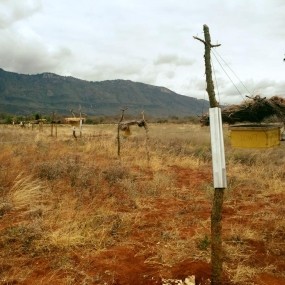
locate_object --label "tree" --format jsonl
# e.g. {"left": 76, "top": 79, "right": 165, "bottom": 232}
{"left": 35, "top": 113, "right": 41, "bottom": 120}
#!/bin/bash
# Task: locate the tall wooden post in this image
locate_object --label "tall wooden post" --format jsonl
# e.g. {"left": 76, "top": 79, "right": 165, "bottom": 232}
{"left": 194, "top": 24, "right": 225, "bottom": 285}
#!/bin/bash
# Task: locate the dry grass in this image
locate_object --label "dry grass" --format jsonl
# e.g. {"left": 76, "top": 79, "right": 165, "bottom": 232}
{"left": 0, "top": 123, "right": 284, "bottom": 284}
{"left": 9, "top": 173, "right": 49, "bottom": 211}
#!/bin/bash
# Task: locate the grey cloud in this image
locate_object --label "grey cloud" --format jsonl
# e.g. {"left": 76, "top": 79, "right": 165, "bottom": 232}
{"left": 193, "top": 79, "right": 207, "bottom": 91}
{"left": 77, "top": 61, "right": 144, "bottom": 82}
{"left": 254, "top": 79, "right": 276, "bottom": 91}
{"left": 154, "top": 54, "right": 195, "bottom": 66}
{"left": 253, "top": 79, "right": 285, "bottom": 97}
{"left": 74, "top": 56, "right": 176, "bottom": 86}
{"left": 219, "top": 78, "right": 285, "bottom": 105}
{"left": 165, "top": 71, "right": 175, "bottom": 79}
{"left": 0, "top": 0, "right": 42, "bottom": 29}
{"left": 0, "top": 32, "right": 73, "bottom": 74}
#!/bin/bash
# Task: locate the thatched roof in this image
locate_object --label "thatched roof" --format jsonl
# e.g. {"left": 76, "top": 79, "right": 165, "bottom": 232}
{"left": 200, "top": 95, "right": 285, "bottom": 125}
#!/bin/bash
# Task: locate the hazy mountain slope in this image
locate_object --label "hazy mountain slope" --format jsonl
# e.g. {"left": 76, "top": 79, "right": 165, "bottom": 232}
{"left": 0, "top": 68, "right": 208, "bottom": 117}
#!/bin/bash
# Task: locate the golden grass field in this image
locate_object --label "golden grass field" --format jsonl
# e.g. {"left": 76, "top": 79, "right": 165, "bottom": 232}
{"left": 0, "top": 123, "right": 284, "bottom": 285}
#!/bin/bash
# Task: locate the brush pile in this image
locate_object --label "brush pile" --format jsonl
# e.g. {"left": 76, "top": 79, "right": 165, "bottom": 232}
{"left": 200, "top": 95, "right": 285, "bottom": 125}
{"left": 119, "top": 119, "right": 147, "bottom": 131}
{"left": 118, "top": 119, "right": 147, "bottom": 136}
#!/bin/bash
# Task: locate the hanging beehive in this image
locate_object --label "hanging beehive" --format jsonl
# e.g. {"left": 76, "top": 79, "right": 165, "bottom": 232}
{"left": 229, "top": 124, "right": 281, "bottom": 148}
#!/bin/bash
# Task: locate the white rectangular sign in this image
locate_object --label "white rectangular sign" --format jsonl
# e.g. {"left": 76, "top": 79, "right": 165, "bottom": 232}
{"left": 209, "top": 107, "right": 227, "bottom": 188}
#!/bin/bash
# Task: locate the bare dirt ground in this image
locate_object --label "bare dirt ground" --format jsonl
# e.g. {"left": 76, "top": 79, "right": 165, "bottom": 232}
{"left": 0, "top": 124, "right": 285, "bottom": 284}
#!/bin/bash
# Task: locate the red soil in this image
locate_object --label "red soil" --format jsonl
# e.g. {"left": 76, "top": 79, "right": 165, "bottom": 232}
{"left": 0, "top": 165, "right": 284, "bottom": 285}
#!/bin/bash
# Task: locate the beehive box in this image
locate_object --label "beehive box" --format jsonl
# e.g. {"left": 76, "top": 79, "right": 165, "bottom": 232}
{"left": 229, "top": 124, "right": 281, "bottom": 148}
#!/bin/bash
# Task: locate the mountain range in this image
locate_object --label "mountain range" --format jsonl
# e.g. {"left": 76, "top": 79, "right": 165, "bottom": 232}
{"left": 0, "top": 68, "right": 209, "bottom": 118}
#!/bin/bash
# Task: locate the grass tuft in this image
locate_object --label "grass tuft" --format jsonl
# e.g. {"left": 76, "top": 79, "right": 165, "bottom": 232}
{"left": 9, "top": 172, "right": 49, "bottom": 212}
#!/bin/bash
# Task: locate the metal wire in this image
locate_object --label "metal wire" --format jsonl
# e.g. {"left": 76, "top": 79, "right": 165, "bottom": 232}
{"left": 213, "top": 49, "right": 253, "bottom": 96}
{"left": 211, "top": 49, "right": 247, "bottom": 101}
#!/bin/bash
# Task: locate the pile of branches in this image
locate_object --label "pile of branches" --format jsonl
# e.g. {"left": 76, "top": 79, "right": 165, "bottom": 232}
{"left": 119, "top": 119, "right": 146, "bottom": 130}
{"left": 119, "top": 120, "right": 147, "bottom": 135}
{"left": 200, "top": 95, "right": 285, "bottom": 125}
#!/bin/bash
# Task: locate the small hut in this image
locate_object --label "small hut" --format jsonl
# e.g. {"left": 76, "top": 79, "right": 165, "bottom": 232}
{"left": 65, "top": 117, "right": 85, "bottom": 127}
{"left": 65, "top": 117, "right": 86, "bottom": 138}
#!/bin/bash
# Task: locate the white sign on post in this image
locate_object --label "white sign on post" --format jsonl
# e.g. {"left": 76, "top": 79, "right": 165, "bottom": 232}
{"left": 209, "top": 107, "right": 227, "bottom": 188}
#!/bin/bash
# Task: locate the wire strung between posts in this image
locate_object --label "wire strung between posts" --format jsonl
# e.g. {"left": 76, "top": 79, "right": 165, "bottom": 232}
{"left": 211, "top": 49, "right": 246, "bottom": 102}
{"left": 212, "top": 49, "right": 253, "bottom": 96}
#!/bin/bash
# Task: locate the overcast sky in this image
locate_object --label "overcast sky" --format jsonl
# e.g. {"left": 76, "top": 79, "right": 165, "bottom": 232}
{"left": 0, "top": 0, "right": 284, "bottom": 105}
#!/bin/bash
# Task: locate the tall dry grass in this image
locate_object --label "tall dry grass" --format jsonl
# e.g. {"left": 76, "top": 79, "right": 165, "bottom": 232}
{"left": 0, "top": 123, "right": 284, "bottom": 284}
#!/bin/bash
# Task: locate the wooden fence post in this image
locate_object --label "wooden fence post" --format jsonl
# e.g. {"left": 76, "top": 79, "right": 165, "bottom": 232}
{"left": 194, "top": 24, "right": 226, "bottom": 285}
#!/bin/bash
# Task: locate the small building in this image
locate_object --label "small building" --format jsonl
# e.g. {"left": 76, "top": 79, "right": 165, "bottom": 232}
{"left": 64, "top": 117, "right": 85, "bottom": 127}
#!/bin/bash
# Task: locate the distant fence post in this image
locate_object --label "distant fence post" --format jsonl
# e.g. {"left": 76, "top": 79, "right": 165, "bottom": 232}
{"left": 117, "top": 108, "right": 127, "bottom": 157}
